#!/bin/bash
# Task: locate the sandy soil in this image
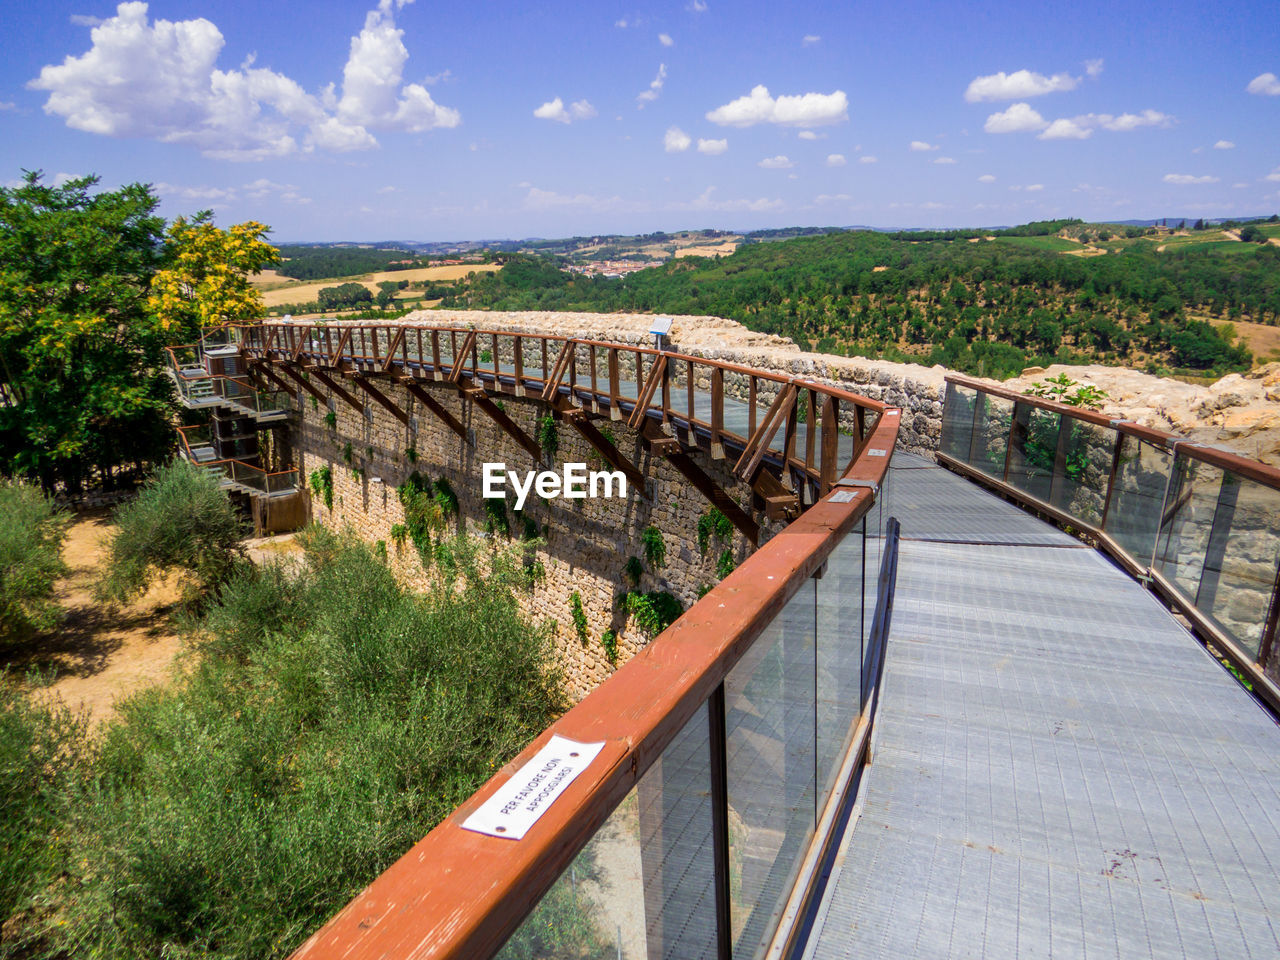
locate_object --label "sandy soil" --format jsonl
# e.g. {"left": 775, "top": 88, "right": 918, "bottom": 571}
{"left": 5, "top": 513, "right": 184, "bottom": 725}
{"left": 259, "top": 264, "right": 502, "bottom": 307}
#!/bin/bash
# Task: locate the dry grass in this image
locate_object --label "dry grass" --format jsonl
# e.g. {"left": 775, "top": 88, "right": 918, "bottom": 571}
{"left": 674, "top": 242, "right": 739, "bottom": 258}
{"left": 1231, "top": 319, "right": 1280, "bottom": 364}
{"left": 258, "top": 263, "right": 502, "bottom": 307}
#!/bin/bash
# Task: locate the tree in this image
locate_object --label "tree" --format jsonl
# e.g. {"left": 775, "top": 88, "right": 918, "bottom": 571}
{"left": 0, "top": 480, "right": 68, "bottom": 643}
{"left": 0, "top": 171, "right": 172, "bottom": 490}
{"left": 317, "top": 281, "right": 373, "bottom": 310}
{"left": 148, "top": 211, "right": 278, "bottom": 339}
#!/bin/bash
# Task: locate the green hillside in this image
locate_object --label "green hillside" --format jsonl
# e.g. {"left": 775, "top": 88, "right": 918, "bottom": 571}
{"left": 444, "top": 220, "right": 1280, "bottom": 379}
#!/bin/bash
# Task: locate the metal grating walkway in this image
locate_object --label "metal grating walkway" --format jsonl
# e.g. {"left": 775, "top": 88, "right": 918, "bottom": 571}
{"left": 805, "top": 456, "right": 1280, "bottom": 960}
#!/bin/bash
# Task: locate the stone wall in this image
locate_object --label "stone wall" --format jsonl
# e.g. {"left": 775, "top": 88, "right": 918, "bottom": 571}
{"left": 291, "top": 375, "right": 780, "bottom": 702}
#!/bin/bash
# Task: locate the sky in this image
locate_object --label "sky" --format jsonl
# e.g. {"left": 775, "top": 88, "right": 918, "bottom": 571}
{"left": 1, "top": 0, "right": 1279, "bottom": 241}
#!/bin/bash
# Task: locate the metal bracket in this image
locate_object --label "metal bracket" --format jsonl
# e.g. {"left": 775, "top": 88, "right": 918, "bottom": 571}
{"left": 835, "top": 477, "right": 880, "bottom": 496}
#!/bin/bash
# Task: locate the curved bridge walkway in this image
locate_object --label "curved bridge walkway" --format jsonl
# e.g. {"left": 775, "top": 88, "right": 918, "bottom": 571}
{"left": 807, "top": 453, "right": 1280, "bottom": 960}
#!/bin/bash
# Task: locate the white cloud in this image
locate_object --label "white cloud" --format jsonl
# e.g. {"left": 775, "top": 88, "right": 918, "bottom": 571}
{"left": 29, "top": 0, "right": 457, "bottom": 160}
{"left": 1095, "top": 109, "right": 1171, "bottom": 131}
{"left": 614, "top": 18, "right": 629, "bottom": 27}
{"left": 1247, "top": 72, "right": 1280, "bottom": 96}
{"left": 706, "top": 84, "right": 847, "bottom": 127}
{"left": 523, "top": 186, "right": 638, "bottom": 212}
{"left": 1214, "top": 140, "right": 1235, "bottom": 150}
{"left": 934, "top": 156, "right": 957, "bottom": 164}
{"left": 697, "top": 137, "right": 727, "bottom": 155}
{"left": 532, "top": 97, "right": 595, "bottom": 124}
{"left": 978, "top": 174, "right": 996, "bottom": 182}
{"left": 758, "top": 154, "right": 795, "bottom": 169}
{"left": 964, "top": 69, "right": 1079, "bottom": 102}
{"left": 797, "top": 130, "right": 822, "bottom": 140}
{"left": 659, "top": 33, "right": 674, "bottom": 46}
{"left": 1266, "top": 167, "right": 1280, "bottom": 182}
{"left": 676, "top": 185, "right": 782, "bottom": 214}
{"left": 909, "top": 140, "right": 939, "bottom": 151}
{"left": 859, "top": 155, "right": 877, "bottom": 163}
{"left": 1163, "top": 173, "right": 1220, "bottom": 184}
{"left": 802, "top": 35, "right": 821, "bottom": 45}
{"left": 1038, "top": 118, "right": 1092, "bottom": 140}
{"left": 664, "top": 126, "right": 692, "bottom": 152}
{"left": 637, "top": 63, "right": 666, "bottom": 107}
{"left": 687, "top": 0, "right": 708, "bottom": 11}
{"left": 983, "top": 103, "right": 1047, "bottom": 133}
{"left": 826, "top": 153, "right": 846, "bottom": 166}
{"left": 155, "top": 177, "right": 311, "bottom": 204}
{"left": 1009, "top": 183, "right": 1044, "bottom": 192}
{"left": 814, "top": 193, "right": 851, "bottom": 203}
{"left": 0, "top": 101, "right": 14, "bottom": 111}
{"left": 376, "top": 185, "right": 397, "bottom": 193}
{"left": 1084, "top": 58, "right": 1104, "bottom": 78}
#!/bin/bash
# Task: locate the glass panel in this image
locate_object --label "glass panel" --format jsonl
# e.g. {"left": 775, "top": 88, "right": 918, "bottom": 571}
{"left": 1154, "top": 456, "right": 1224, "bottom": 604}
{"left": 496, "top": 702, "right": 717, "bottom": 960}
{"left": 968, "top": 393, "right": 1012, "bottom": 478}
{"left": 1006, "top": 404, "right": 1059, "bottom": 503}
{"left": 940, "top": 383, "right": 976, "bottom": 461}
{"left": 1103, "top": 436, "right": 1172, "bottom": 564}
{"left": 816, "top": 521, "right": 866, "bottom": 810}
{"left": 1190, "top": 472, "right": 1280, "bottom": 660}
{"left": 1052, "top": 419, "right": 1115, "bottom": 526}
{"left": 726, "top": 580, "right": 817, "bottom": 959}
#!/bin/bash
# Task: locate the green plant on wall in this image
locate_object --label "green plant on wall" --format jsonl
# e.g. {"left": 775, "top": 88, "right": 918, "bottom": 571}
{"left": 309, "top": 466, "right": 333, "bottom": 510}
{"left": 623, "top": 556, "right": 643, "bottom": 588}
{"left": 351, "top": 467, "right": 363, "bottom": 483}
{"left": 537, "top": 415, "right": 559, "bottom": 458}
{"left": 484, "top": 497, "right": 510, "bottom": 538}
{"left": 520, "top": 512, "right": 540, "bottom": 541}
{"left": 365, "top": 446, "right": 374, "bottom": 461}
{"left": 396, "top": 471, "right": 456, "bottom": 566}
{"left": 310, "top": 396, "right": 319, "bottom": 411}
{"left": 641, "top": 525, "right": 666, "bottom": 569}
{"left": 341, "top": 442, "right": 353, "bottom": 464}
{"left": 570, "top": 591, "right": 588, "bottom": 645}
{"left": 696, "top": 508, "right": 733, "bottom": 556}
{"left": 716, "top": 548, "right": 736, "bottom": 580}
{"left": 479, "top": 347, "right": 493, "bottom": 363}
{"left": 324, "top": 410, "right": 337, "bottom": 429}
{"left": 601, "top": 629, "right": 618, "bottom": 665}
{"left": 619, "top": 590, "right": 683, "bottom": 638}
{"left": 389, "top": 523, "right": 408, "bottom": 550}
{"left": 406, "top": 445, "right": 418, "bottom": 463}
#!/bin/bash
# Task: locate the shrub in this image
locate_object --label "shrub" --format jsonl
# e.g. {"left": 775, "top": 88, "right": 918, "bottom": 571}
{"left": 0, "top": 481, "right": 68, "bottom": 644}
{"left": 397, "top": 472, "right": 453, "bottom": 565}
{"left": 51, "top": 532, "right": 564, "bottom": 960}
{"left": 97, "top": 461, "right": 244, "bottom": 604}
{"left": 484, "top": 498, "right": 510, "bottom": 538}
{"left": 0, "top": 679, "right": 84, "bottom": 933}
{"left": 619, "top": 590, "right": 683, "bottom": 637}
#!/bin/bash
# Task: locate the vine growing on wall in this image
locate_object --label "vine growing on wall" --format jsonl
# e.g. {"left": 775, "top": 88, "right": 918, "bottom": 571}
{"left": 623, "top": 556, "right": 643, "bottom": 588}
{"left": 341, "top": 442, "right": 353, "bottom": 464}
{"left": 716, "top": 548, "right": 736, "bottom": 580}
{"left": 324, "top": 410, "right": 337, "bottom": 429}
{"left": 696, "top": 508, "right": 733, "bottom": 556}
{"left": 396, "top": 471, "right": 457, "bottom": 566}
{"left": 641, "top": 525, "right": 666, "bottom": 569}
{"left": 309, "top": 466, "right": 333, "bottom": 510}
{"left": 601, "top": 629, "right": 618, "bottom": 665}
{"left": 537, "top": 415, "right": 559, "bottom": 458}
{"left": 570, "top": 591, "right": 588, "bottom": 645}
{"left": 484, "top": 497, "right": 510, "bottom": 538}
{"left": 618, "top": 590, "right": 683, "bottom": 638}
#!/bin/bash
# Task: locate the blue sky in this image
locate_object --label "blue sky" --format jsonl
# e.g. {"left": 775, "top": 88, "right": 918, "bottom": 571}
{"left": 2, "top": 0, "right": 1278, "bottom": 240}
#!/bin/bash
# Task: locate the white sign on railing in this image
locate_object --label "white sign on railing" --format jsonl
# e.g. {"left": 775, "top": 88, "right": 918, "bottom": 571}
{"left": 461, "top": 735, "right": 605, "bottom": 841}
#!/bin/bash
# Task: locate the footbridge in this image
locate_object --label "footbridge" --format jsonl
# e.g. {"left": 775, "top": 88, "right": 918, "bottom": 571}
{"left": 184, "top": 322, "right": 1279, "bottom": 959}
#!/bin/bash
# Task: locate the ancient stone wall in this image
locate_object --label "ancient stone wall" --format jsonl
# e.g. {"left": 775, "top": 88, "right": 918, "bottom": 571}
{"left": 291, "top": 377, "right": 780, "bottom": 702}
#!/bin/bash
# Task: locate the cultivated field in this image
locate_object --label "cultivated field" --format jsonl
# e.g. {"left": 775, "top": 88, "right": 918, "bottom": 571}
{"left": 254, "top": 263, "right": 502, "bottom": 307}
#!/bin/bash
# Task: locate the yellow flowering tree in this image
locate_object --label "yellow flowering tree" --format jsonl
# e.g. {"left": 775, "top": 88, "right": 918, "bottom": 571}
{"left": 148, "top": 211, "right": 279, "bottom": 339}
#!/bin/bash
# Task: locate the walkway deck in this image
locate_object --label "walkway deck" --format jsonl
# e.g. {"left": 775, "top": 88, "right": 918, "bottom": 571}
{"left": 807, "top": 454, "right": 1280, "bottom": 960}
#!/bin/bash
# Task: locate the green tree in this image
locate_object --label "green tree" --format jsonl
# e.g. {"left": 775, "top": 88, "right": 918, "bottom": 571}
{"left": 0, "top": 171, "right": 172, "bottom": 490}
{"left": 148, "top": 211, "right": 278, "bottom": 339}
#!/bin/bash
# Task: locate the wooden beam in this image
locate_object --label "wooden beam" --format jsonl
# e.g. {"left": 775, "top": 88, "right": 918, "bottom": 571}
{"left": 552, "top": 399, "right": 645, "bottom": 490}
{"left": 448, "top": 331, "right": 477, "bottom": 385}
{"left": 251, "top": 361, "right": 297, "bottom": 398}
{"left": 328, "top": 327, "right": 353, "bottom": 368}
{"left": 400, "top": 379, "right": 468, "bottom": 442}
{"left": 381, "top": 327, "right": 406, "bottom": 374}
{"left": 352, "top": 376, "right": 409, "bottom": 425}
{"left": 751, "top": 468, "right": 799, "bottom": 522}
{"left": 627, "top": 353, "right": 667, "bottom": 429}
{"left": 291, "top": 324, "right": 315, "bottom": 362}
{"left": 301, "top": 364, "right": 364, "bottom": 413}
{"left": 540, "top": 341, "right": 574, "bottom": 402}
{"left": 734, "top": 382, "right": 798, "bottom": 481}
{"left": 271, "top": 361, "right": 327, "bottom": 404}
{"left": 467, "top": 386, "right": 543, "bottom": 464}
